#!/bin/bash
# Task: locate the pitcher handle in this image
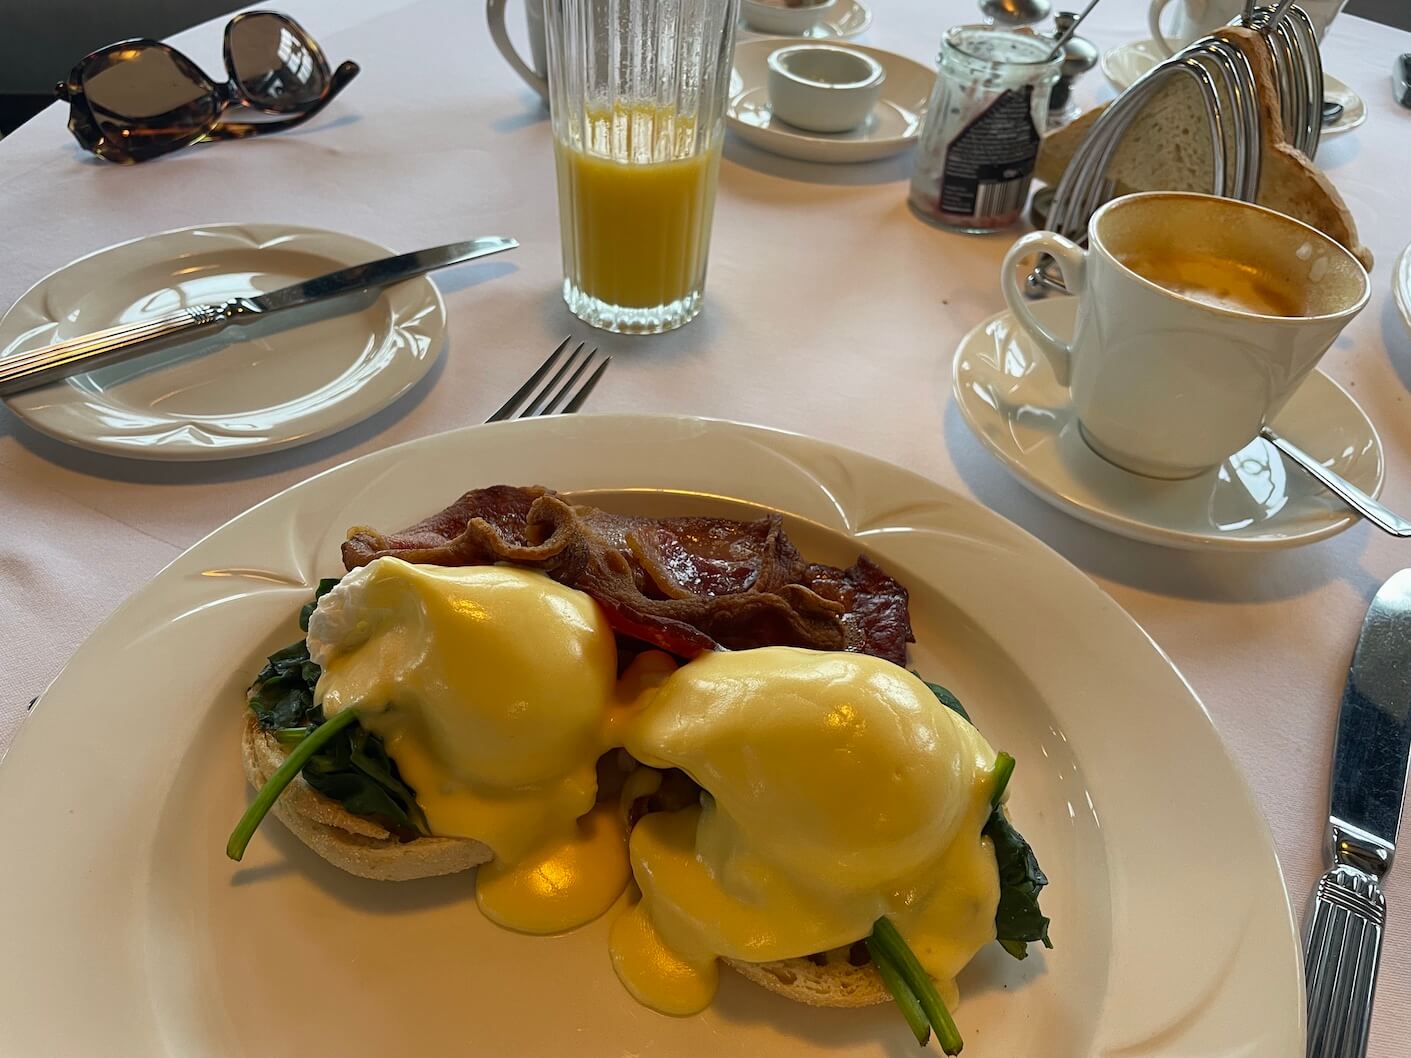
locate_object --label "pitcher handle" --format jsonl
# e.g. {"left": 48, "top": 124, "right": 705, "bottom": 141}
{"left": 1000, "top": 231, "right": 1088, "bottom": 389}
{"left": 1147, "top": 0, "right": 1178, "bottom": 57}
{"left": 487, "top": 0, "right": 549, "bottom": 100}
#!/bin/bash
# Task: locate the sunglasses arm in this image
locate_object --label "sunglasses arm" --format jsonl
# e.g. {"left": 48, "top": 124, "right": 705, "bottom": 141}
{"left": 205, "top": 60, "right": 361, "bottom": 141}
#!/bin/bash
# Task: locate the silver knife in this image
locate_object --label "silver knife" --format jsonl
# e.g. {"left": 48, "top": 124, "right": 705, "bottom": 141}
{"left": 0, "top": 236, "right": 517, "bottom": 396}
{"left": 1304, "top": 569, "right": 1411, "bottom": 1058}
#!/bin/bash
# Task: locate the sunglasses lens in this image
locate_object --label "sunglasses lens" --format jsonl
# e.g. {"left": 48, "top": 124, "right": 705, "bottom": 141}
{"left": 228, "top": 14, "right": 329, "bottom": 111}
{"left": 81, "top": 44, "right": 216, "bottom": 156}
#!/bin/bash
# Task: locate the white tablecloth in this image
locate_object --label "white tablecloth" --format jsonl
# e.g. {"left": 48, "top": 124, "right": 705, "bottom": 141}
{"left": 2, "top": 0, "right": 1409, "bottom": 1051}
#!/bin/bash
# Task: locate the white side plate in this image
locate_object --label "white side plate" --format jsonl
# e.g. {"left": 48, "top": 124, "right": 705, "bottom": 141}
{"left": 727, "top": 39, "right": 932, "bottom": 163}
{"left": 737, "top": 0, "right": 872, "bottom": 41}
{"left": 0, "top": 224, "right": 446, "bottom": 461}
{"left": 0, "top": 415, "right": 1302, "bottom": 1056}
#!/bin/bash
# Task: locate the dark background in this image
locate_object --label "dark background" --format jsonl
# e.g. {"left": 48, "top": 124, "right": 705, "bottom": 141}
{"left": 0, "top": 1, "right": 1406, "bottom": 135}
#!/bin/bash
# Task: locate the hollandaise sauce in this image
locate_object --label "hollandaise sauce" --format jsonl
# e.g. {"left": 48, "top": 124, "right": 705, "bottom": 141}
{"left": 610, "top": 648, "right": 1002, "bottom": 1016}
{"left": 307, "top": 567, "right": 1003, "bottom": 1019}
{"left": 309, "top": 559, "right": 632, "bottom": 933}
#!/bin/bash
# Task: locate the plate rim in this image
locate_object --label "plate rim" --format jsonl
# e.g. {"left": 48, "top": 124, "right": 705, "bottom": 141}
{"left": 0, "top": 412, "right": 1304, "bottom": 1055}
{"left": 951, "top": 302, "right": 1384, "bottom": 551}
{"left": 1394, "top": 242, "right": 1411, "bottom": 340}
{"left": 0, "top": 221, "right": 447, "bottom": 462}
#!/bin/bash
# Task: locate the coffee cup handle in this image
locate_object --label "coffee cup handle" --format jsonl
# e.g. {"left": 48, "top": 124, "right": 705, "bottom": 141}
{"left": 487, "top": 0, "right": 549, "bottom": 100}
{"left": 1147, "top": 0, "right": 1177, "bottom": 57}
{"left": 999, "top": 231, "right": 1088, "bottom": 390}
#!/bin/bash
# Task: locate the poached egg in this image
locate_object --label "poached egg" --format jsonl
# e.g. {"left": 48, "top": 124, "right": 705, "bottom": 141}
{"left": 307, "top": 556, "right": 629, "bottom": 932}
{"left": 611, "top": 647, "right": 1002, "bottom": 1015}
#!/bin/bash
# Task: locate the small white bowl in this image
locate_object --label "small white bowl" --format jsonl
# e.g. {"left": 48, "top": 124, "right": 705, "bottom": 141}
{"left": 765, "top": 44, "right": 886, "bottom": 134}
{"left": 741, "top": 0, "right": 837, "bottom": 36}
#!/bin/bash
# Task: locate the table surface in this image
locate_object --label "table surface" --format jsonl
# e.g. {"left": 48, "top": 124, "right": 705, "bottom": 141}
{"left": 2, "top": 0, "right": 1410, "bottom": 1052}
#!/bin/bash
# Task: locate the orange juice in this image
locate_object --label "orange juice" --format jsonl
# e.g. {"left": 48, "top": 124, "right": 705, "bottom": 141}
{"left": 555, "top": 105, "right": 722, "bottom": 316}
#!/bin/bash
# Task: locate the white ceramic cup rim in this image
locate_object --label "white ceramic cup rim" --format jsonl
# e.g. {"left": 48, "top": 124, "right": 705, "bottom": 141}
{"left": 766, "top": 44, "right": 885, "bottom": 90}
{"left": 1088, "top": 191, "right": 1371, "bottom": 324}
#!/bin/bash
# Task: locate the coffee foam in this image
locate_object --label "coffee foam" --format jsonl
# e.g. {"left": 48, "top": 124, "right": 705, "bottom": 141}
{"left": 1095, "top": 193, "right": 1366, "bottom": 318}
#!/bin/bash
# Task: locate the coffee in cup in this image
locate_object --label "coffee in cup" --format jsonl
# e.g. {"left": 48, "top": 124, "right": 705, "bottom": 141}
{"left": 999, "top": 192, "right": 1370, "bottom": 479}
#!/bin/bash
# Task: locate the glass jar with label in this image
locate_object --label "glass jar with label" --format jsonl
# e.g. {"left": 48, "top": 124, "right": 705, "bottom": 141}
{"left": 908, "top": 25, "right": 1062, "bottom": 233}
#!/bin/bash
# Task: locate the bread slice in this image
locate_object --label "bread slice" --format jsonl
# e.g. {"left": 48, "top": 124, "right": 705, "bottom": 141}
{"left": 1034, "top": 26, "right": 1371, "bottom": 270}
{"left": 725, "top": 953, "right": 890, "bottom": 1007}
{"left": 240, "top": 712, "right": 492, "bottom": 881}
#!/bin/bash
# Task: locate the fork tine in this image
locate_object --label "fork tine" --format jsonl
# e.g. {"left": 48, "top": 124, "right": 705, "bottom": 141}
{"left": 521, "top": 342, "right": 587, "bottom": 418}
{"left": 541, "top": 348, "right": 600, "bottom": 415}
{"left": 559, "top": 355, "right": 610, "bottom": 414}
{"left": 484, "top": 337, "right": 571, "bottom": 423}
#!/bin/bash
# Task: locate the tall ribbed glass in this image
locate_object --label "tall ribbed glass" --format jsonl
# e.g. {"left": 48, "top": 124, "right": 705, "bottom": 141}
{"left": 545, "top": 0, "right": 738, "bottom": 334}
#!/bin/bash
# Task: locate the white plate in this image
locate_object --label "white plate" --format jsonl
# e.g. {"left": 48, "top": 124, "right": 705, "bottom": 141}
{"left": 953, "top": 299, "right": 1383, "bottom": 550}
{"left": 0, "top": 224, "right": 446, "bottom": 461}
{"left": 1100, "top": 39, "right": 1365, "bottom": 135}
{"left": 727, "top": 39, "right": 932, "bottom": 163}
{"left": 0, "top": 414, "right": 1301, "bottom": 1055}
{"left": 1394, "top": 242, "right": 1411, "bottom": 341}
{"left": 737, "top": 0, "right": 872, "bottom": 40}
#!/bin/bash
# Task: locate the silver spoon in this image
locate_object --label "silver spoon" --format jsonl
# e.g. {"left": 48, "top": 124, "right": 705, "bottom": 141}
{"left": 978, "top": 0, "right": 1051, "bottom": 25}
{"left": 1261, "top": 425, "right": 1411, "bottom": 537}
{"left": 1322, "top": 100, "right": 1344, "bottom": 125}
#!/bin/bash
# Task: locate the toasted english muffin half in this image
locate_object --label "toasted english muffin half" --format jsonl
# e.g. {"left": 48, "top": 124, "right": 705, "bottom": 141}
{"left": 723, "top": 953, "right": 891, "bottom": 1008}
{"left": 240, "top": 712, "right": 493, "bottom": 882}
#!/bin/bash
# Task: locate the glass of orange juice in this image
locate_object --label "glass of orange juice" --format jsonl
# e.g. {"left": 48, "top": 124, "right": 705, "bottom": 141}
{"left": 545, "top": 0, "right": 739, "bottom": 334}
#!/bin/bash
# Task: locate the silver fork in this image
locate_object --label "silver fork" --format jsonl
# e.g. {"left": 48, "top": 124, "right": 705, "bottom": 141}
{"left": 486, "top": 337, "right": 610, "bottom": 422}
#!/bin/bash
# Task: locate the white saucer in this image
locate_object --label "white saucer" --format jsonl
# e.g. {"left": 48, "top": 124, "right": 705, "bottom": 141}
{"left": 737, "top": 0, "right": 871, "bottom": 40}
{"left": 952, "top": 298, "right": 1384, "bottom": 550}
{"left": 0, "top": 224, "right": 446, "bottom": 461}
{"left": 1100, "top": 39, "right": 1365, "bottom": 136}
{"left": 726, "top": 38, "right": 931, "bottom": 163}
{"left": 1396, "top": 242, "right": 1411, "bottom": 341}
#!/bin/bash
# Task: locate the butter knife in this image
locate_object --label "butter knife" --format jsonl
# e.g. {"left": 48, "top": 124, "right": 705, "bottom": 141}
{"left": 1304, "top": 569, "right": 1411, "bottom": 1058}
{"left": 0, "top": 236, "right": 517, "bottom": 396}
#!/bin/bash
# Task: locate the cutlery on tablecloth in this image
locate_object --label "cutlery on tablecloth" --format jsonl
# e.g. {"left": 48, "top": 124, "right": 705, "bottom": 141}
{"left": 0, "top": 236, "right": 517, "bottom": 396}
{"left": 1304, "top": 569, "right": 1411, "bottom": 1058}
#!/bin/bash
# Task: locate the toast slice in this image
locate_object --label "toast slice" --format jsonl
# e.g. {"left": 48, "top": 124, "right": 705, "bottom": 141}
{"left": 1035, "top": 25, "right": 1371, "bottom": 269}
{"left": 240, "top": 712, "right": 493, "bottom": 881}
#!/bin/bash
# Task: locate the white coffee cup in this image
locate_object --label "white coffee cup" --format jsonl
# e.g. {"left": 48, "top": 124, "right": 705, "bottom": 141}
{"left": 1000, "top": 192, "right": 1369, "bottom": 480}
{"left": 487, "top": 0, "right": 549, "bottom": 100}
{"left": 1148, "top": 0, "right": 1347, "bottom": 57}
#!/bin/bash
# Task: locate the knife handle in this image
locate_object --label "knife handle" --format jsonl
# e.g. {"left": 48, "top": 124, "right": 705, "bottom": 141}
{"left": 1304, "top": 864, "right": 1385, "bottom": 1058}
{"left": 0, "top": 302, "right": 239, "bottom": 397}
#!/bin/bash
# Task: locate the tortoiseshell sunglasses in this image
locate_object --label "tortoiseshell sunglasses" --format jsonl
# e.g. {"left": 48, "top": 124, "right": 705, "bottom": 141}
{"left": 55, "top": 11, "right": 359, "bottom": 164}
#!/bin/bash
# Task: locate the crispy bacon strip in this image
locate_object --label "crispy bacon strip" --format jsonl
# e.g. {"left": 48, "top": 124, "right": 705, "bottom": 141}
{"left": 342, "top": 486, "right": 914, "bottom": 664}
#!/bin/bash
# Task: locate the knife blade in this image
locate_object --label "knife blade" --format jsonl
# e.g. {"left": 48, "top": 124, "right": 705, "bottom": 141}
{"left": 1304, "top": 569, "right": 1411, "bottom": 1058}
{"left": 0, "top": 236, "right": 517, "bottom": 397}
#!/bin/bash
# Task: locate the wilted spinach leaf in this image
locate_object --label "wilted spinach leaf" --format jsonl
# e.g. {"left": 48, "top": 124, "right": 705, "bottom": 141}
{"left": 299, "top": 578, "right": 342, "bottom": 632}
{"left": 245, "top": 578, "right": 430, "bottom": 839}
{"left": 985, "top": 808, "right": 1052, "bottom": 958}
{"left": 919, "top": 676, "right": 1051, "bottom": 959}
{"left": 248, "top": 640, "right": 320, "bottom": 729}
{"left": 302, "top": 724, "right": 430, "bottom": 839}
{"left": 914, "top": 673, "right": 971, "bottom": 723}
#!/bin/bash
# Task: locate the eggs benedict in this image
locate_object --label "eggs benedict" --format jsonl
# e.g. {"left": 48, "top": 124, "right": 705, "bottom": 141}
{"left": 233, "top": 556, "right": 636, "bottom": 931}
{"left": 227, "top": 493, "right": 1051, "bottom": 1054}
{"left": 611, "top": 647, "right": 1005, "bottom": 1025}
